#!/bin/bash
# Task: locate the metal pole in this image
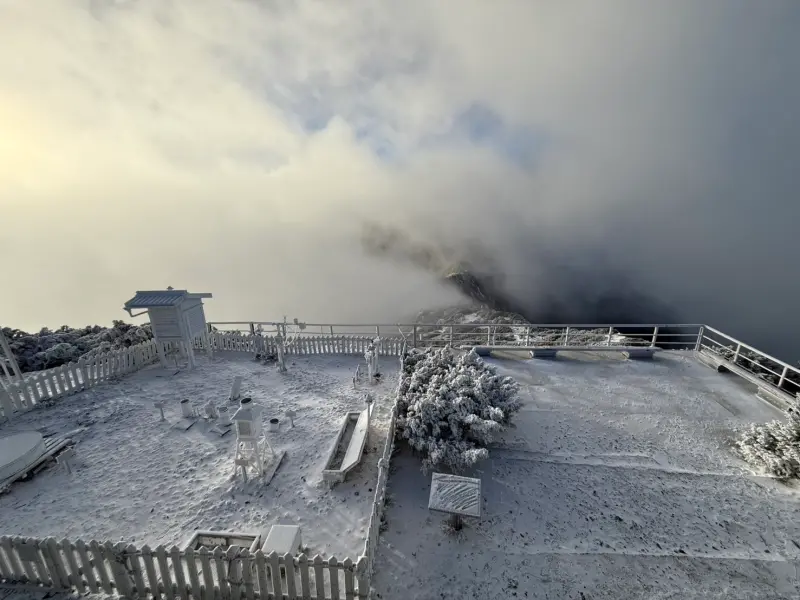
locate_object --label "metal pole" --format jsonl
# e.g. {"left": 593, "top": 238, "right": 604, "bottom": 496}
{"left": 650, "top": 326, "right": 659, "bottom": 348}
{"left": 694, "top": 326, "right": 704, "bottom": 352}
{"left": 778, "top": 366, "right": 788, "bottom": 390}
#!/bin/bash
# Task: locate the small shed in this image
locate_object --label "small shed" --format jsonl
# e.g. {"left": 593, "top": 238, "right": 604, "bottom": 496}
{"left": 123, "top": 289, "right": 212, "bottom": 369}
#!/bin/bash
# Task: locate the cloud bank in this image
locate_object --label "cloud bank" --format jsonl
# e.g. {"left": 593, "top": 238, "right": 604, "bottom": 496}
{"left": 1, "top": 0, "right": 799, "bottom": 360}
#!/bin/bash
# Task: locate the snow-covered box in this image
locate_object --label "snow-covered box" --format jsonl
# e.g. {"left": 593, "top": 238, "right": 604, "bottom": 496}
{"left": 123, "top": 288, "right": 212, "bottom": 368}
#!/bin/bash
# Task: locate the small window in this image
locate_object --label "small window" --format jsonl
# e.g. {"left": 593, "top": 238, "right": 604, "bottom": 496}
{"left": 237, "top": 421, "right": 252, "bottom": 437}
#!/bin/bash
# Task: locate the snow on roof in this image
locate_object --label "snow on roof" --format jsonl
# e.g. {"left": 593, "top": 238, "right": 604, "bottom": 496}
{"left": 0, "top": 354, "right": 396, "bottom": 558}
{"left": 123, "top": 290, "right": 212, "bottom": 310}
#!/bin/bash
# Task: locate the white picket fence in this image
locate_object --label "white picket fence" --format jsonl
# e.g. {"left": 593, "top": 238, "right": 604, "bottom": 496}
{"left": 201, "top": 332, "right": 405, "bottom": 357}
{"left": 0, "top": 340, "right": 161, "bottom": 419}
{"left": 361, "top": 397, "right": 399, "bottom": 583}
{"left": 0, "top": 535, "right": 368, "bottom": 599}
{"left": 0, "top": 333, "right": 406, "bottom": 598}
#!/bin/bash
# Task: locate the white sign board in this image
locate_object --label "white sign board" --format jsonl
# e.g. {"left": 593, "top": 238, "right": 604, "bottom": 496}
{"left": 428, "top": 472, "right": 482, "bottom": 518}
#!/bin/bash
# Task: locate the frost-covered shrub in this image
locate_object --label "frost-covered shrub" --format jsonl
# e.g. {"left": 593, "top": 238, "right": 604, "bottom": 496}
{"left": 2, "top": 320, "right": 153, "bottom": 373}
{"left": 397, "top": 347, "right": 521, "bottom": 473}
{"left": 736, "top": 415, "right": 800, "bottom": 479}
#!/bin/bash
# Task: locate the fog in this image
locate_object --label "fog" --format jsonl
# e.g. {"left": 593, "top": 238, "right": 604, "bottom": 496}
{"left": 1, "top": 1, "right": 799, "bottom": 361}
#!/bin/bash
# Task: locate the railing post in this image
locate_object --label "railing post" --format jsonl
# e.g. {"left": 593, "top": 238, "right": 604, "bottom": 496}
{"left": 448, "top": 326, "right": 454, "bottom": 347}
{"left": 524, "top": 327, "right": 530, "bottom": 346}
{"left": 329, "top": 325, "right": 335, "bottom": 336}
{"left": 249, "top": 323, "right": 255, "bottom": 335}
{"left": 607, "top": 327, "right": 613, "bottom": 346}
{"left": 564, "top": 326, "right": 570, "bottom": 346}
{"left": 412, "top": 325, "right": 418, "bottom": 349}
{"left": 487, "top": 327, "right": 492, "bottom": 345}
{"left": 650, "top": 326, "right": 659, "bottom": 348}
{"left": 733, "top": 343, "right": 741, "bottom": 364}
{"left": 376, "top": 325, "right": 381, "bottom": 338}
{"left": 694, "top": 326, "right": 704, "bottom": 351}
{"left": 778, "top": 365, "right": 788, "bottom": 390}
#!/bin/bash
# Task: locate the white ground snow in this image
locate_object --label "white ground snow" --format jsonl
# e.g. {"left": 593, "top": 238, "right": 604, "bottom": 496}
{"left": 373, "top": 351, "right": 800, "bottom": 600}
{"left": 0, "top": 352, "right": 397, "bottom": 560}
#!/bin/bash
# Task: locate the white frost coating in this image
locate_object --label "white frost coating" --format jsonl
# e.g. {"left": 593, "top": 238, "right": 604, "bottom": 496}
{"left": 736, "top": 414, "right": 800, "bottom": 478}
{"left": 428, "top": 472, "right": 481, "bottom": 517}
{"left": 397, "top": 347, "right": 521, "bottom": 472}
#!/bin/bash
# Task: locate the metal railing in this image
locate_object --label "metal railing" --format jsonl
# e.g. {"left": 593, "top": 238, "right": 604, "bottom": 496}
{"left": 697, "top": 326, "right": 800, "bottom": 398}
{"left": 207, "top": 320, "right": 798, "bottom": 402}
{"left": 206, "top": 321, "right": 704, "bottom": 350}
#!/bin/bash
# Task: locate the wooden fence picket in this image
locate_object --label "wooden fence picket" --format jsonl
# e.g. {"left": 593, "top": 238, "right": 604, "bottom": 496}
{"left": 127, "top": 543, "right": 147, "bottom": 598}
{"left": 73, "top": 539, "right": 99, "bottom": 593}
{"left": 170, "top": 545, "right": 188, "bottom": 600}
{"left": 312, "top": 555, "right": 325, "bottom": 600}
{"left": 155, "top": 545, "right": 175, "bottom": 600}
{"left": 140, "top": 545, "right": 160, "bottom": 600}
{"left": 184, "top": 547, "right": 201, "bottom": 600}
{"left": 284, "top": 552, "right": 298, "bottom": 598}
{"left": 212, "top": 547, "right": 228, "bottom": 600}
{"left": 227, "top": 546, "right": 243, "bottom": 600}
{"left": 197, "top": 547, "right": 214, "bottom": 600}
{"left": 328, "top": 557, "right": 340, "bottom": 600}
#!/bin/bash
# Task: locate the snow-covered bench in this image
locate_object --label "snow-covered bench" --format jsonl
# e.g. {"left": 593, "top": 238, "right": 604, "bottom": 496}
{"left": 463, "top": 345, "right": 660, "bottom": 360}
{"left": 322, "top": 402, "right": 373, "bottom": 484}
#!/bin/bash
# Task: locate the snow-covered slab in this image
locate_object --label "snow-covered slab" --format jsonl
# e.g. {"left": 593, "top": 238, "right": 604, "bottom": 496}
{"left": 428, "top": 473, "right": 481, "bottom": 518}
{"left": 262, "top": 524, "right": 302, "bottom": 555}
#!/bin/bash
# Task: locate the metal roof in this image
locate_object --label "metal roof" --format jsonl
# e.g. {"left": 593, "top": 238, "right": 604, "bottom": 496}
{"left": 123, "top": 290, "right": 212, "bottom": 310}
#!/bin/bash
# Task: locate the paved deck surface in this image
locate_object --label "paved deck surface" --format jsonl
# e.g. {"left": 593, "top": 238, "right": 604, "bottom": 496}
{"left": 372, "top": 351, "right": 800, "bottom": 600}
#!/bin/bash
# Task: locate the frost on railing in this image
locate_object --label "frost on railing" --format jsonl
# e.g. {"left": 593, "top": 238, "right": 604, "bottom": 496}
{"left": 698, "top": 327, "right": 800, "bottom": 398}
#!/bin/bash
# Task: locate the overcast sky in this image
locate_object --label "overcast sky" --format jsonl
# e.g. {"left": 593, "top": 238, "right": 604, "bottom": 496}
{"left": 2, "top": 1, "right": 799, "bottom": 360}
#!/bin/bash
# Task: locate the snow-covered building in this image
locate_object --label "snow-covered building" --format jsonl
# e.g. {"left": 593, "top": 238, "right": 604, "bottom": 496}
{"left": 123, "top": 288, "right": 212, "bottom": 369}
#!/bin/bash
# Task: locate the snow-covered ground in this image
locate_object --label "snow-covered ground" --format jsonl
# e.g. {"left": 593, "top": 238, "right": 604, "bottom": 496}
{"left": 373, "top": 351, "right": 800, "bottom": 599}
{"left": 0, "top": 352, "right": 397, "bottom": 560}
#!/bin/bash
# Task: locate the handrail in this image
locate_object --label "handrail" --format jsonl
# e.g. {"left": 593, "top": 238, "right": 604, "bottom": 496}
{"left": 208, "top": 321, "right": 704, "bottom": 328}
{"left": 702, "top": 325, "right": 796, "bottom": 373}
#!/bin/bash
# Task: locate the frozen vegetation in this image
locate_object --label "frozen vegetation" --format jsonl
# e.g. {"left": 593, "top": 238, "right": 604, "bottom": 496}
{"left": 737, "top": 415, "right": 800, "bottom": 479}
{"left": 397, "top": 347, "right": 521, "bottom": 472}
{"left": 2, "top": 321, "right": 153, "bottom": 373}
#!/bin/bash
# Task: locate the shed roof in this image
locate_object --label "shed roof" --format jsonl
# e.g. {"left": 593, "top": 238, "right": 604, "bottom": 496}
{"left": 123, "top": 290, "right": 212, "bottom": 310}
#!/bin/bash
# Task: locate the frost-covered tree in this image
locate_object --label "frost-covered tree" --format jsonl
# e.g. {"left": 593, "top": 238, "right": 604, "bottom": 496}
{"left": 397, "top": 347, "right": 521, "bottom": 473}
{"left": 736, "top": 414, "right": 800, "bottom": 479}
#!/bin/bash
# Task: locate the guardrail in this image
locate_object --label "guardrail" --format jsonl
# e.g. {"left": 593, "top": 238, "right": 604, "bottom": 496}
{"left": 207, "top": 322, "right": 705, "bottom": 351}
{"left": 697, "top": 326, "right": 800, "bottom": 399}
